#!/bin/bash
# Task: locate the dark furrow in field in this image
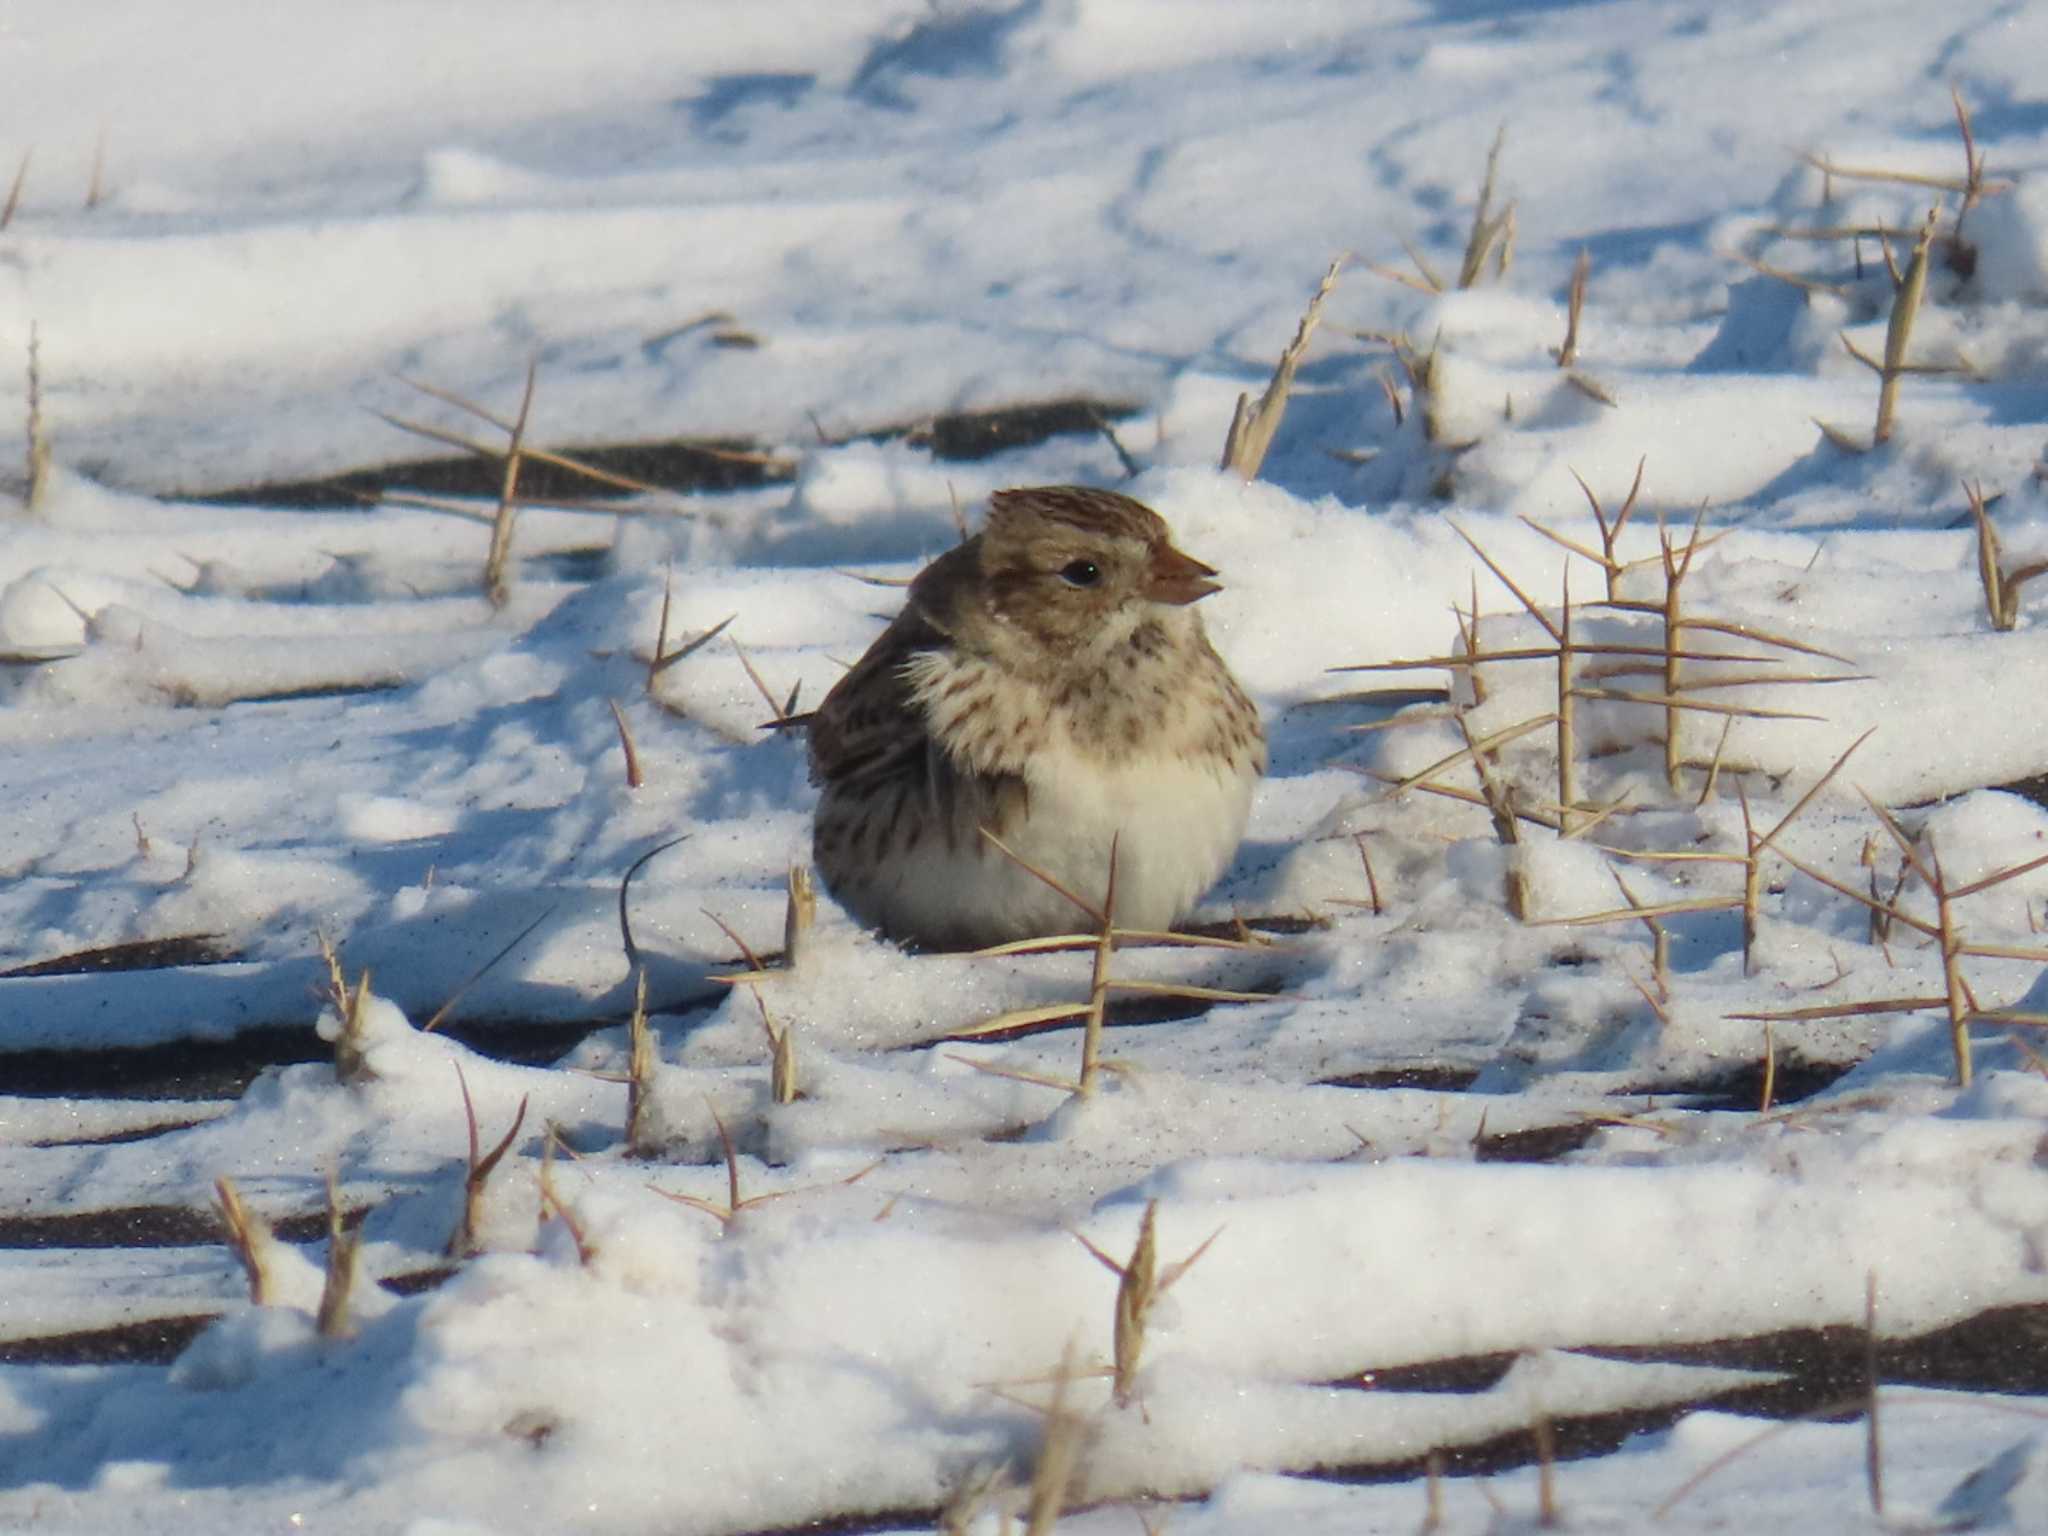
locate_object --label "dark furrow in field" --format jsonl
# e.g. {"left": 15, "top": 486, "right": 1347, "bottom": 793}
{"left": 0, "top": 1012, "right": 655, "bottom": 1099}
{"left": 192, "top": 398, "right": 1142, "bottom": 509}
{"left": 1, "top": 934, "right": 242, "bottom": 978}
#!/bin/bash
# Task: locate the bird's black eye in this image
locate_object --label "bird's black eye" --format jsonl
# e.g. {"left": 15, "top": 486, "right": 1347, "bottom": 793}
{"left": 1058, "top": 559, "right": 1102, "bottom": 588}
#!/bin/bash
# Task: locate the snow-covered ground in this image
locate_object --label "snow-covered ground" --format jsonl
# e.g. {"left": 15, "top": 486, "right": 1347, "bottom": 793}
{"left": 7, "top": 1, "right": 2048, "bottom": 1531}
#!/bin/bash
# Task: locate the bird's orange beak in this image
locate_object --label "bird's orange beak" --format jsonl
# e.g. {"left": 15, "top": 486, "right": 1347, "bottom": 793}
{"left": 1143, "top": 544, "right": 1222, "bottom": 605}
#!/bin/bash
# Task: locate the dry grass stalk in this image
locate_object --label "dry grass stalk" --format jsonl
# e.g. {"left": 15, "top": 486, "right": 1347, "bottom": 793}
{"left": 1520, "top": 458, "right": 1646, "bottom": 599}
{"left": 1799, "top": 93, "right": 2007, "bottom": 273}
{"left": 85, "top": 127, "right": 106, "bottom": 210}
{"left": 1423, "top": 1451, "right": 1445, "bottom": 1532}
{"left": 1738, "top": 731, "right": 1870, "bottom": 971}
{"left": 1732, "top": 996, "right": 1948, "bottom": 1025}
{"left": 482, "top": 361, "right": 537, "bottom": 606}
{"left": 449, "top": 1063, "right": 530, "bottom": 1257}
{"left": 1947, "top": 88, "right": 1994, "bottom": 263}
{"left": 420, "top": 904, "right": 555, "bottom": 1034}
{"left": 536, "top": 1126, "right": 595, "bottom": 1264}
{"left": 1458, "top": 127, "right": 1516, "bottom": 290}
{"left": 1593, "top": 607, "right": 1849, "bottom": 664}
{"left": 650, "top": 1100, "right": 785, "bottom": 1229}
{"left": 0, "top": 149, "right": 27, "bottom": 230}
{"left": 1737, "top": 250, "right": 1856, "bottom": 300}
{"left": 1555, "top": 569, "right": 1581, "bottom": 834}
{"left": 1449, "top": 626, "right": 1531, "bottom": 856}
{"left": 1357, "top": 519, "right": 1862, "bottom": 921}
{"left": 1341, "top": 639, "right": 1770, "bottom": 676}
{"left": 607, "top": 699, "right": 644, "bottom": 789}
{"left": 1865, "top": 833, "right": 1910, "bottom": 952}
{"left": 730, "top": 635, "right": 801, "bottom": 724}
{"left": 1425, "top": 520, "right": 1581, "bottom": 831}
{"left": 952, "top": 835, "right": 1122, "bottom": 1091}
{"left": 1836, "top": 208, "right": 1939, "bottom": 448}
{"left": 1085, "top": 404, "right": 1142, "bottom": 479}
{"left": 1968, "top": 481, "right": 2047, "bottom": 631}
{"left": 1364, "top": 713, "right": 1556, "bottom": 834}
{"left": 1737, "top": 794, "right": 2048, "bottom": 1084}
{"left": 1930, "top": 838, "right": 1973, "bottom": 1087}
{"left": 1221, "top": 256, "right": 1342, "bottom": 480}
{"left": 1438, "top": 526, "right": 1595, "bottom": 833}
{"left": 1543, "top": 733, "right": 1868, "bottom": 973}
{"left": 952, "top": 834, "right": 1269, "bottom": 1075}
{"left": 1527, "top": 891, "right": 1740, "bottom": 929}
{"left": 1620, "top": 961, "right": 1673, "bottom": 1029}
{"left": 752, "top": 985, "right": 799, "bottom": 1105}
{"left": 25, "top": 324, "right": 50, "bottom": 512}
{"left": 376, "top": 367, "right": 686, "bottom": 579}
{"left": 647, "top": 598, "right": 735, "bottom": 686}
{"left": 1374, "top": 366, "right": 1406, "bottom": 429}
{"left": 616, "top": 838, "right": 681, "bottom": 974}
{"left": 1859, "top": 799, "right": 2048, "bottom": 1085}
{"left": 1372, "top": 238, "right": 1445, "bottom": 296}
{"left": 1564, "top": 370, "right": 1617, "bottom": 408}
{"left": 214, "top": 1176, "right": 277, "bottom": 1306}
{"left": 385, "top": 374, "right": 669, "bottom": 497}
{"left": 1653, "top": 1396, "right": 1875, "bottom": 1518}
{"left": 1353, "top": 832, "right": 1385, "bottom": 914}
{"left": 1533, "top": 1409, "right": 1560, "bottom": 1527}
{"left": 783, "top": 863, "right": 815, "bottom": 970}
{"left": 975, "top": 927, "right": 1275, "bottom": 958}
{"left": 316, "top": 1168, "right": 362, "bottom": 1339}
{"left": 624, "top": 968, "right": 664, "bottom": 1159}
{"left": 939, "top": 1464, "right": 1015, "bottom": 1536}
{"left": 1612, "top": 869, "right": 1670, "bottom": 998}
{"left": 702, "top": 907, "right": 768, "bottom": 981}
{"left": 1772, "top": 222, "right": 1922, "bottom": 243}
{"left": 371, "top": 491, "right": 496, "bottom": 525}
{"left": 1072, "top": 1199, "right": 1221, "bottom": 1410}
{"left": 1864, "top": 1272, "right": 1885, "bottom": 1517}
{"left": 1759, "top": 1019, "right": 1778, "bottom": 1112}
{"left": 1696, "top": 716, "right": 1736, "bottom": 806}
{"left": 317, "top": 934, "right": 377, "bottom": 1085}
{"left": 1658, "top": 507, "right": 1704, "bottom": 790}
{"left": 647, "top": 569, "right": 675, "bottom": 688}
{"left": 1022, "top": 1341, "right": 1086, "bottom": 1536}
{"left": 1796, "top": 149, "right": 1973, "bottom": 197}
{"left": 1078, "top": 841, "right": 1118, "bottom": 1094}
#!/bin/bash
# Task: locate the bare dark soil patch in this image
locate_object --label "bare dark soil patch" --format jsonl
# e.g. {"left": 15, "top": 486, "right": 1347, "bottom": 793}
{"left": 0, "top": 1313, "right": 217, "bottom": 1366}
{"left": 0, "top": 1025, "right": 326, "bottom": 1099}
{"left": 2, "top": 934, "right": 242, "bottom": 978}
{"left": 194, "top": 398, "right": 1141, "bottom": 509}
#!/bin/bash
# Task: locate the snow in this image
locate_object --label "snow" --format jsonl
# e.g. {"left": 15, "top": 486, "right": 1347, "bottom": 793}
{"left": 6, "top": 0, "right": 2048, "bottom": 1531}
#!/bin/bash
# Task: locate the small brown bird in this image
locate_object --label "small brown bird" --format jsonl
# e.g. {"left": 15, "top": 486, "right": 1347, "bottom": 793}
{"left": 808, "top": 485, "right": 1264, "bottom": 949}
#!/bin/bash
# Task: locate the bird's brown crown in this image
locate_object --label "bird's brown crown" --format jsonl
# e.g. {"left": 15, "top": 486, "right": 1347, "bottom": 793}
{"left": 961, "top": 486, "right": 1219, "bottom": 659}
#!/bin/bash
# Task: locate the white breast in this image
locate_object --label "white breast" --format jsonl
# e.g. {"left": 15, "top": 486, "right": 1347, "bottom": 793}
{"left": 868, "top": 737, "right": 1256, "bottom": 946}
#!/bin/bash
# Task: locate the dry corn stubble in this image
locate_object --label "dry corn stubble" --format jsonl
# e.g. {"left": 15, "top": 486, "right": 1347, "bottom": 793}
{"left": 1732, "top": 792, "right": 2048, "bottom": 1087}
{"left": 375, "top": 364, "right": 682, "bottom": 607}
{"left": 316, "top": 1168, "right": 362, "bottom": 1339}
{"left": 623, "top": 968, "right": 667, "bottom": 1159}
{"left": 1072, "top": 1198, "right": 1222, "bottom": 1411}
{"left": 1221, "top": 256, "right": 1343, "bottom": 480}
{"left": 1967, "top": 481, "right": 2048, "bottom": 632}
{"left": 214, "top": 1176, "right": 277, "bottom": 1307}
{"left": 947, "top": 832, "right": 1274, "bottom": 1102}
{"left": 449, "top": 1062, "right": 529, "bottom": 1258}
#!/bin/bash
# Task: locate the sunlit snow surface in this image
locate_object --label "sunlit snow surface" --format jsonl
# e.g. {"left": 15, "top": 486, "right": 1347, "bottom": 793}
{"left": 6, "top": 1, "right": 2048, "bottom": 1531}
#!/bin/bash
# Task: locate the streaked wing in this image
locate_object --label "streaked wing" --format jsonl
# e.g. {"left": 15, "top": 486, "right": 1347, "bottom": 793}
{"left": 806, "top": 606, "right": 945, "bottom": 790}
